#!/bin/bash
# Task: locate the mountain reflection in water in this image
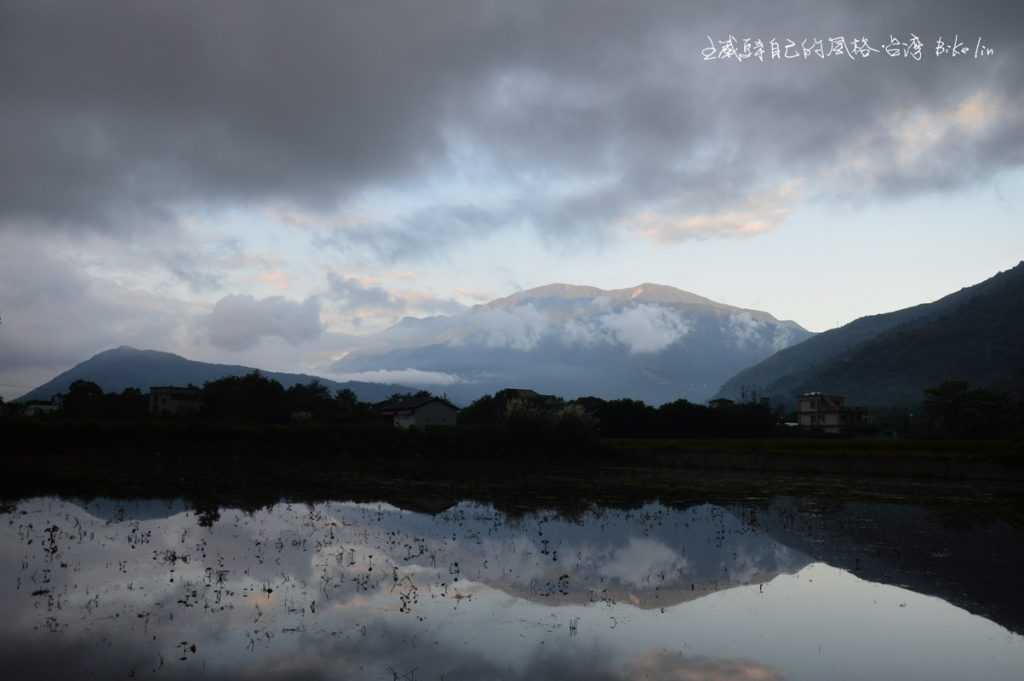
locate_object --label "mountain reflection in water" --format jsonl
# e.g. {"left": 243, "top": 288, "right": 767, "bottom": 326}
{"left": 1, "top": 497, "right": 1021, "bottom": 680}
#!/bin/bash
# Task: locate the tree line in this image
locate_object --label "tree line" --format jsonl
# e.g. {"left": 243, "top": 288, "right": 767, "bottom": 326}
{"left": 922, "top": 380, "right": 1024, "bottom": 439}
{"left": 5, "top": 373, "right": 416, "bottom": 425}
{"left": 457, "top": 389, "right": 777, "bottom": 438}
{"left": 5, "top": 374, "right": 1021, "bottom": 439}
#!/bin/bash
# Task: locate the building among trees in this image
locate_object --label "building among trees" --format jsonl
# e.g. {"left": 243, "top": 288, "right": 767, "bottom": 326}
{"left": 796, "top": 392, "right": 867, "bottom": 434}
{"left": 148, "top": 386, "right": 203, "bottom": 416}
{"left": 375, "top": 394, "right": 459, "bottom": 428}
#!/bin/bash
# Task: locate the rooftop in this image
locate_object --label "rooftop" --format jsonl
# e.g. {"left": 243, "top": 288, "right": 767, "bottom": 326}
{"left": 374, "top": 395, "right": 458, "bottom": 413}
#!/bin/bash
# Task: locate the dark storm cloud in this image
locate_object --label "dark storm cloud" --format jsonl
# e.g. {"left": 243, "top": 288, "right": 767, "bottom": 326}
{"left": 315, "top": 203, "right": 509, "bottom": 261}
{"left": 1, "top": 0, "right": 1021, "bottom": 243}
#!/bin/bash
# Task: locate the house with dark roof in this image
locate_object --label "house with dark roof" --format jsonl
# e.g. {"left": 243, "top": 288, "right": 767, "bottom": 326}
{"left": 494, "top": 388, "right": 561, "bottom": 416}
{"left": 374, "top": 395, "right": 459, "bottom": 429}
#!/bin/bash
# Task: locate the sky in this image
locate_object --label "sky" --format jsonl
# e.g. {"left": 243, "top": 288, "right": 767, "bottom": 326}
{"left": 2, "top": 0, "right": 1023, "bottom": 399}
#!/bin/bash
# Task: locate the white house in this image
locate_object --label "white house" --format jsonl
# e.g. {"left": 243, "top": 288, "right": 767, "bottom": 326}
{"left": 375, "top": 395, "right": 459, "bottom": 428}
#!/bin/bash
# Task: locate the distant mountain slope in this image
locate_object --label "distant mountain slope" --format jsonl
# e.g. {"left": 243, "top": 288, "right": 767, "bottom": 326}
{"left": 331, "top": 282, "right": 813, "bottom": 405}
{"left": 18, "top": 347, "right": 412, "bottom": 403}
{"left": 717, "top": 262, "right": 1024, "bottom": 406}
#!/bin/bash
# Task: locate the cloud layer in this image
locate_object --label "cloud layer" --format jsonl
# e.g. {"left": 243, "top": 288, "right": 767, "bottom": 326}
{"left": 2, "top": 1, "right": 1021, "bottom": 247}
{"left": 0, "top": 234, "right": 195, "bottom": 395}
{"left": 3, "top": 1, "right": 1022, "bottom": 396}
{"left": 440, "top": 301, "right": 696, "bottom": 355}
{"left": 206, "top": 294, "right": 324, "bottom": 351}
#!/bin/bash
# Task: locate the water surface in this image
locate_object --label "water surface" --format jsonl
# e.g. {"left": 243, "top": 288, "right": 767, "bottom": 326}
{"left": 2, "top": 496, "right": 1021, "bottom": 680}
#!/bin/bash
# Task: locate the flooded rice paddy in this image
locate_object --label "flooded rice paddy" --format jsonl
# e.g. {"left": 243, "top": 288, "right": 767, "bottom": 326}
{"left": 2, "top": 495, "right": 1022, "bottom": 680}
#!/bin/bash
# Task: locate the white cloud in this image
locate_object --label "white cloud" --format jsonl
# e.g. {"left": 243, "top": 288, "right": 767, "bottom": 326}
{"left": 561, "top": 316, "right": 611, "bottom": 348}
{"left": 326, "top": 272, "right": 401, "bottom": 310}
{"left": 631, "top": 181, "right": 802, "bottom": 243}
{"left": 462, "top": 304, "right": 551, "bottom": 351}
{"left": 330, "top": 368, "right": 464, "bottom": 386}
{"left": 829, "top": 89, "right": 1022, "bottom": 193}
{"left": 597, "top": 304, "right": 692, "bottom": 354}
{"left": 322, "top": 271, "right": 468, "bottom": 335}
{"left": 771, "top": 324, "right": 796, "bottom": 352}
{"left": 206, "top": 294, "right": 324, "bottom": 352}
{"left": 373, "top": 300, "right": 695, "bottom": 356}
{"left": 728, "top": 311, "right": 799, "bottom": 352}
{"left": 890, "top": 90, "right": 1008, "bottom": 167}
{"left": 0, "top": 233, "right": 197, "bottom": 398}
{"left": 597, "top": 538, "right": 688, "bottom": 588}
{"left": 727, "top": 311, "right": 765, "bottom": 350}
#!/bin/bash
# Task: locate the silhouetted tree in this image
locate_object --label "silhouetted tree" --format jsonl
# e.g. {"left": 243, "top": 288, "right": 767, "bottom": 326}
{"left": 202, "top": 372, "right": 287, "bottom": 423}
{"left": 62, "top": 380, "right": 105, "bottom": 418}
{"left": 334, "top": 388, "right": 379, "bottom": 423}
{"left": 385, "top": 390, "right": 433, "bottom": 403}
{"left": 924, "top": 380, "right": 1019, "bottom": 438}
{"left": 285, "top": 381, "right": 335, "bottom": 421}
{"left": 457, "top": 393, "right": 502, "bottom": 426}
{"left": 593, "top": 399, "right": 656, "bottom": 437}
{"left": 335, "top": 388, "right": 357, "bottom": 414}
{"left": 100, "top": 387, "right": 148, "bottom": 419}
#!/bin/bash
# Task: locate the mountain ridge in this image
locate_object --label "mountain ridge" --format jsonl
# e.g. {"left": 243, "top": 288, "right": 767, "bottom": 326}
{"left": 334, "top": 281, "right": 814, "bottom": 405}
{"left": 18, "top": 346, "right": 413, "bottom": 404}
{"left": 716, "top": 261, "right": 1024, "bottom": 406}
{"left": 482, "top": 282, "right": 789, "bottom": 322}
{"left": 18, "top": 279, "right": 821, "bottom": 407}
{"left": 489, "top": 282, "right": 722, "bottom": 308}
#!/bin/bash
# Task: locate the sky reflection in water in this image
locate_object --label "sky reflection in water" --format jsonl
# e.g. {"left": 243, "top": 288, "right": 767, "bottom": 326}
{"left": 1, "top": 497, "right": 1022, "bottom": 680}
